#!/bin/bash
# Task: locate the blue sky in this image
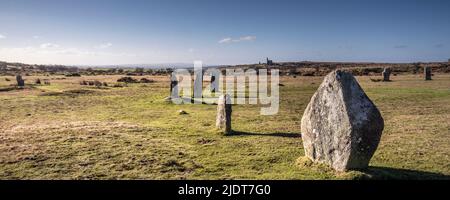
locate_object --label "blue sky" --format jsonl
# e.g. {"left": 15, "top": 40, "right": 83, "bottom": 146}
{"left": 0, "top": 0, "right": 449, "bottom": 65}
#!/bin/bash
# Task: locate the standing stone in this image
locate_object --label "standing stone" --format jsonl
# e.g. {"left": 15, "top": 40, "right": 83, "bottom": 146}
{"left": 209, "top": 70, "right": 221, "bottom": 94}
{"left": 210, "top": 75, "right": 216, "bottom": 93}
{"left": 424, "top": 67, "right": 432, "bottom": 80}
{"left": 16, "top": 75, "right": 25, "bottom": 87}
{"left": 300, "top": 70, "right": 384, "bottom": 172}
{"left": 170, "top": 74, "right": 178, "bottom": 98}
{"left": 193, "top": 62, "right": 203, "bottom": 104}
{"left": 216, "top": 94, "right": 232, "bottom": 135}
{"left": 382, "top": 68, "right": 391, "bottom": 81}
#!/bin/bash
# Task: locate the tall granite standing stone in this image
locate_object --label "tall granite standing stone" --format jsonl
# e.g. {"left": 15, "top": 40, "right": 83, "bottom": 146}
{"left": 193, "top": 67, "right": 203, "bottom": 104}
{"left": 424, "top": 67, "right": 432, "bottom": 80}
{"left": 382, "top": 68, "right": 391, "bottom": 81}
{"left": 165, "top": 74, "right": 179, "bottom": 102}
{"left": 301, "top": 70, "right": 384, "bottom": 172}
{"left": 216, "top": 94, "right": 232, "bottom": 135}
{"left": 209, "top": 70, "right": 221, "bottom": 94}
{"left": 170, "top": 74, "right": 179, "bottom": 97}
{"left": 16, "top": 75, "right": 25, "bottom": 87}
{"left": 210, "top": 75, "right": 216, "bottom": 93}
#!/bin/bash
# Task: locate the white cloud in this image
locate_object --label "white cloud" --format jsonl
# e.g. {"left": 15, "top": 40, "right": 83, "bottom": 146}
{"left": 0, "top": 34, "right": 5, "bottom": 39}
{"left": 218, "top": 36, "right": 256, "bottom": 44}
{"left": 32, "top": 35, "right": 40, "bottom": 39}
{"left": 188, "top": 48, "right": 195, "bottom": 53}
{"left": 218, "top": 37, "right": 232, "bottom": 44}
{"left": 239, "top": 36, "right": 256, "bottom": 41}
{"left": 40, "top": 43, "right": 60, "bottom": 49}
{"left": 95, "top": 42, "right": 113, "bottom": 49}
{"left": 0, "top": 45, "right": 137, "bottom": 65}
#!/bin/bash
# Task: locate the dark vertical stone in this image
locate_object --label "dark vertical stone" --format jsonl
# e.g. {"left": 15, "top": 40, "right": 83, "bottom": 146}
{"left": 16, "top": 75, "right": 24, "bottom": 87}
{"left": 210, "top": 75, "right": 216, "bottom": 93}
{"left": 382, "top": 68, "right": 391, "bottom": 81}
{"left": 424, "top": 67, "right": 432, "bottom": 80}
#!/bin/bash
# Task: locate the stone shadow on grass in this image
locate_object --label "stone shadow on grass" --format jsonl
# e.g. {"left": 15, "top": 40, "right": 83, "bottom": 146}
{"left": 355, "top": 166, "right": 450, "bottom": 180}
{"left": 297, "top": 157, "right": 449, "bottom": 180}
{"left": 230, "top": 131, "right": 302, "bottom": 138}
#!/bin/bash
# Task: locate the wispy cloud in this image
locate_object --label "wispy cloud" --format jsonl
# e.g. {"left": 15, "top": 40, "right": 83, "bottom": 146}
{"left": 434, "top": 44, "right": 444, "bottom": 48}
{"left": 0, "top": 34, "right": 6, "bottom": 39}
{"left": 40, "top": 43, "right": 60, "bottom": 49}
{"left": 239, "top": 36, "right": 256, "bottom": 41}
{"left": 394, "top": 45, "right": 408, "bottom": 49}
{"left": 32, "top": 35, "right": 40, "bottom": 39}
{"left": 95, "top": 42, "right": 113, "bottom": 49}
{"left": 218, "top": 37, "right": 232, "bottom": 44}
{"left": 188, "top": 48, "right": 195, "bottom": 53}
{"left": 218, "top": 36, "right": 256, "bottom": 44}
{"left": 0, "top": 45, "right": 136, "bottom": 65}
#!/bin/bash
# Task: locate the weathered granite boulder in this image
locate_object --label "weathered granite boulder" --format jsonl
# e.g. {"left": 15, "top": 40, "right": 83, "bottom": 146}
{"left": 216, "top": 94, "right": 232, "bottom": 135}
{"left": 178, "top": 110, "right": 188, "bottom": 115}
{"left": 301, "top": 70, "right": 384, "bottom": 172}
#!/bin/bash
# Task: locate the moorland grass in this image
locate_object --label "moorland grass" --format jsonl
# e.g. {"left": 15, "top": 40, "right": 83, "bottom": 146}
{"left": 0, "top": 74, "right": 449, "bottom": 179}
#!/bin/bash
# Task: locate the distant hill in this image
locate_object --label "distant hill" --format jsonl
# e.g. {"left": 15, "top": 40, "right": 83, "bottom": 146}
{"left": 217, "top": 61, "right": 450, "bottom": 76}
{"left": 79, "top": 63, "right": 197, "bottom": 69}
{"left": 0, "top": 61, "right": 176, "bottom": 76}
{"left": 1, "top": 60, "right": 449, "bottom": 76}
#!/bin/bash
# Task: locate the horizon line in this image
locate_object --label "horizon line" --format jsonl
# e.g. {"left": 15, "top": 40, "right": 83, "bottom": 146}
{"left": 1, "top": 59, "right": 449, "bottom": 68}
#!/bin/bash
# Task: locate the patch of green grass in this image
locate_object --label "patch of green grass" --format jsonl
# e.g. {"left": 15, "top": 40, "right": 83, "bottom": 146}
{"left": 0, "top": 75, "right": 449, "bottom": 179}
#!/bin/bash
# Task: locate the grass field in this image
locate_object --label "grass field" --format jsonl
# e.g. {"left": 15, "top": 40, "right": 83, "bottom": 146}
{"left": 0, "top": 74, "right": 449, "bottom": 179}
